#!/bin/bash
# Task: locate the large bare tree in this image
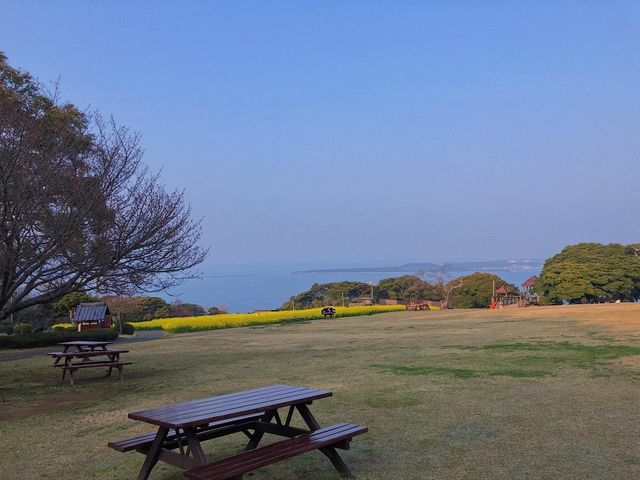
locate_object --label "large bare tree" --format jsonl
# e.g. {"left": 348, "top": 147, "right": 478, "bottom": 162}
{"left": 0, "top": 53, "right": 208, "bottom": 319}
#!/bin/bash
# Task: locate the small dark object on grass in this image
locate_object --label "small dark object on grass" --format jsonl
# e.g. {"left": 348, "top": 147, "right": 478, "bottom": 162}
{"left": 322, "top": 307, "right": 336, "bottom": 318}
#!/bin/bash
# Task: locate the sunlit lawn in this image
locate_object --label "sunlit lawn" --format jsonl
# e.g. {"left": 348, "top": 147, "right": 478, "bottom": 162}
{"left": 1, "top": 304, "right": 639, "bottom": 479}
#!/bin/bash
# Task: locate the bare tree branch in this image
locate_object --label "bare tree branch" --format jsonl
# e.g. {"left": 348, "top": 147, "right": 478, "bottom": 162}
{"left": 0, "top": 52, "right": 208, "bottom": 319}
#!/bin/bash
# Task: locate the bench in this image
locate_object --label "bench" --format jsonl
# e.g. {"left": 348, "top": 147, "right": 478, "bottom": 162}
{"left": 55, "top": 360, "right": 132, "bottom": 385}
{"left": 109, "top": 413, "right": 264, "bottom": 454}
{"left": 184, "top": 423, "right": 368, "bottom": 480}
{"left": 322, "top": 307, "right": 336, "bottom": 318}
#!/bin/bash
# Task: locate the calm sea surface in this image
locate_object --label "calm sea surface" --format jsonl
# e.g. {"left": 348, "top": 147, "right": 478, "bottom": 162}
{"left": 175, "top": 264, "right": 541, "bottom": 313}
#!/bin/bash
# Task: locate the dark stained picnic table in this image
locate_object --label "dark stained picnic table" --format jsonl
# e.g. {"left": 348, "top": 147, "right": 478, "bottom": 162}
{"left": 109, "top": 384, "right": 367, "bottom": 480}
{"left": 46, "top": 341, "right": 131, "bottom": 385}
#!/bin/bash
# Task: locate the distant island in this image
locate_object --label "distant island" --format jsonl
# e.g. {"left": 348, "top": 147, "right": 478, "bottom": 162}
{"left": 292, "top": 259, "right": 544, "bottom": 275}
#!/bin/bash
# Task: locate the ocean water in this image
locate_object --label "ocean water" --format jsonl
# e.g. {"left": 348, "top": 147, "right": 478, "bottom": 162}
{"left": 173, "top": 264, "right": 541, "bottom": 313}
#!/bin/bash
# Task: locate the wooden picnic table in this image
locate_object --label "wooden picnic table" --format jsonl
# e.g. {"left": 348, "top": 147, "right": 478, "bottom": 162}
{"left": 109, "top": 384, "right": 367, "bottom": 480}
{"left": 47, "top": 341, "right": 132, "bottom": 385}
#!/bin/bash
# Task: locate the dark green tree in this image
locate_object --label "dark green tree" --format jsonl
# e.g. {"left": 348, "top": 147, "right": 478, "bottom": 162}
{"left": 535, "top": 243, "right": 640, "bottom": 304}
{"left": 449, "top": 273, "right": 513, "bottom": 308}
{"left": 52, "top": 292, "right": 97, "bottom": 317}
{"left": 282, "top": 281, "right": 371, "bottom": 309}
{"left": 102, "top": 296, "right": 171, "bottom": 323}
{"left": 170, "top": 300, "right": 206, "bottom": 317}
{"left": 376, "top": 275, "right": 442, "bottom": 301}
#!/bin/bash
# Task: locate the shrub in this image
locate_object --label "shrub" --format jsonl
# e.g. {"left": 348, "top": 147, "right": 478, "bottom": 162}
{"left": 0, "top": 324, "right": 13, "bottom": 335}
{"left": 13, "top": 323, "right": 32, "bottom": 334}
{"left": 0, "top": 328, "right": 118, "bottom": 349}
{"left": 116, "top": 322, "right": 135, "bottom": 335}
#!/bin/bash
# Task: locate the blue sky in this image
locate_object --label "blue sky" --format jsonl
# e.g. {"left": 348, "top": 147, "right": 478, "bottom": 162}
{"left": 2, "top": 1, "right": 639, "bottom": 267}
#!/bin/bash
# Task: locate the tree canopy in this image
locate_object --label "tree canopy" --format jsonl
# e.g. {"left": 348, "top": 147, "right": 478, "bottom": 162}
{"left": 535, "top": 243, "right": 640, "bottom": 304}
{"left": 52, "top": 292, "right": 97, "bottom": 317}
{"left": 376, "top": 275, "right": 442, "bottom": 301}
{"left": 449, "top": 272, "right": 513, "bottom": 308}
{"left": 282, "top": 281, "right": 372, "bottom": 309}
{"left": 103, "top": 296, "right": 172, "bottom": 322}
{"left": 0, "top": 53, "right": 208, "bottom": 319}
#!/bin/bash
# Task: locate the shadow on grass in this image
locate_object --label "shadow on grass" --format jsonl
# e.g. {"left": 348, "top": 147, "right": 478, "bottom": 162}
{"left": 448, "top": 341, "right": 640, "bottom": 367}
{"left": 371, "top": 364, "right": 552, "bottom": 379}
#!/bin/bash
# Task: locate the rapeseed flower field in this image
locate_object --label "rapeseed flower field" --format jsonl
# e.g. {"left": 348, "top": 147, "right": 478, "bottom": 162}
{"left": 132, "top": 305, "right": 406, "bottom": 333}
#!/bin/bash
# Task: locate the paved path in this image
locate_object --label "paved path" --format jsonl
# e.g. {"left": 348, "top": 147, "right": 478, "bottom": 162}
{"left": 0, "top": 330, "right": 164, "bottom": 362}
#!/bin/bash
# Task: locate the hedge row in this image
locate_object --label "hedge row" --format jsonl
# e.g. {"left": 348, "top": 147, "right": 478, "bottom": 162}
{"left": 0, "top": 328, "right": 119, "bottom": 349}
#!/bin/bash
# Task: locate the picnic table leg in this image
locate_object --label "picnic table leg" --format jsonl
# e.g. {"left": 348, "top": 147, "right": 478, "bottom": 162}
{"left": 296, "top": 404, "right": 355, "bottom": 479}
{"left": 106, "top": 352, "right": 119, "bottom": 377}
{"left": 319, "top": 446, "right": 355, "bottom": 479}
{"left": 61, "top": 357, "right": 71, "bottom": 380}
{"left": 137, "top": 427, "right": 169, "bottom": 480}
{"left": 244, "top": 410, "right": 275, "bottom": 451}
{"left": 183, "top": 428, "right": 208, "bottom": 465}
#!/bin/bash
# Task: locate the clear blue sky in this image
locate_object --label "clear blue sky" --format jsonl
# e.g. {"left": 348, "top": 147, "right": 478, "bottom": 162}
{"left": 2, "top": 2, "right": 639, "bottom": 268}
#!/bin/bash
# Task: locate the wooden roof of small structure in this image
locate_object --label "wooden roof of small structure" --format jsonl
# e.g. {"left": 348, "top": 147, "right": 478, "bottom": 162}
{"left": 521, "top": 275, "right": 538, "bottom": 288}
{"left": 495, "top": 285, "right": 514, "bottom": 295}
{"left": 73, "top": 303, "right": 110, "bottom": 322}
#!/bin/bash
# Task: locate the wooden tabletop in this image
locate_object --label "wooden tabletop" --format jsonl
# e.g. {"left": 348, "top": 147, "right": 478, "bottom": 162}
{"left": 128, "top": 385, "right": 332, "bottom": 429}
{"left": 46, "top": 349, "right": 128, "bottom": 357}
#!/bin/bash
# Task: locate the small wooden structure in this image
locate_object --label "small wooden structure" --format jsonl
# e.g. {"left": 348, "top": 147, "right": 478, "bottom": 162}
{"left": 72, "top": 302, "right": 113, "bottom": 332}
{"left": 494, "top": 285, "right": 518, "bottom": 304}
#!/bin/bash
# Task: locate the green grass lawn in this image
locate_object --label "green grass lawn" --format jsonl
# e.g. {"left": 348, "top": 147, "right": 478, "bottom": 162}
{"left": 1, "top": 304, "right": 639, "bottom": 479}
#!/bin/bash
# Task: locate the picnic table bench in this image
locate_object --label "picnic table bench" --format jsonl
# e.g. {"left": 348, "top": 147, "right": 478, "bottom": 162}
{"left": 46, "top": 341, "right": 132, "bottom": 385}
{"left": 109, "top": 384, "right": 367, "bottom": 480}
{"left": 405, "top": 300, "right": 431, "bottom": 311}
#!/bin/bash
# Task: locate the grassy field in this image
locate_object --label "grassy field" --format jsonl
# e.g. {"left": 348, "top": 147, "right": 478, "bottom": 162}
{"left": 1, "top": 304, "right": 639, "bottom": 479}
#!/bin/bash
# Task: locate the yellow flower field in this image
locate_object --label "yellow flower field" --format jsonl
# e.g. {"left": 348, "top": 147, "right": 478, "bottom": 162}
{"left": 51, "top": 323, "right": 74, "bottom": 329}
{"left": 132, "top": 305, "right": 406, "bottom": 333}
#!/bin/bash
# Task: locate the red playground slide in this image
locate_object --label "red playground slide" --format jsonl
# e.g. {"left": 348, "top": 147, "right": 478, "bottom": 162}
{"left": 489, "top": 300, "right": 498, "bottom": 310}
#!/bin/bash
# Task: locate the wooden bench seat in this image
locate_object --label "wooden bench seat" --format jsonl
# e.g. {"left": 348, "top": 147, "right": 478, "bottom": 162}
{"left": 109, "top": 413, "right": 265, "bottom": 453}
{"left": 184, "top": 423, "right": 367, "bottom": 480}
{"left": 57, "top": 361, "right": 133, "bottom": 385}
{"left": 54, "top": 360, "right": 132, "bottom": 368}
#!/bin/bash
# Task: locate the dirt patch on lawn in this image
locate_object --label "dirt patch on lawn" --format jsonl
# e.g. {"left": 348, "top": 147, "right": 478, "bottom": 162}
{"left": 0, "top": 388, "right": 106, "bottom": 421}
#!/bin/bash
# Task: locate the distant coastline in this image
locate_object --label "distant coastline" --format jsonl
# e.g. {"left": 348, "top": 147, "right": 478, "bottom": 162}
{"left": 292, "top": 259, "right": 544, "bottom": 275}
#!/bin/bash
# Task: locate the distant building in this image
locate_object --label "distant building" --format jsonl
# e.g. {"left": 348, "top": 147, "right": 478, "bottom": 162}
{"left": 378, "top": 299, "right": 399, "bottom": 305}
{"left": 349, "top": 299, "right": 373, "bottom": 307}
{"left": 521, "top": 275, "right": 539, "bottom": 303}
{"left": 521, "top": 275, "right": 538, "bottom": 290}
{"left": 72, "top": 302, "right": 113, "bottom": 332}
